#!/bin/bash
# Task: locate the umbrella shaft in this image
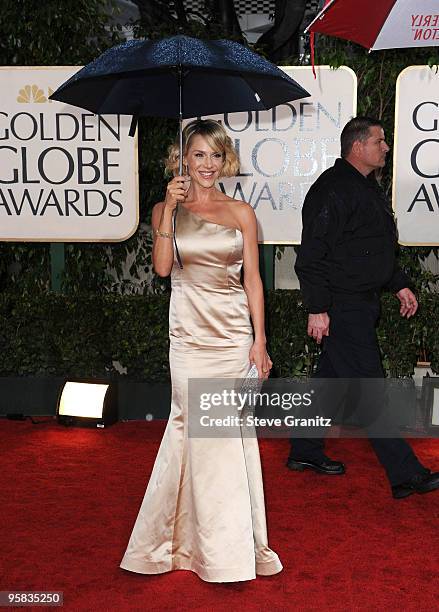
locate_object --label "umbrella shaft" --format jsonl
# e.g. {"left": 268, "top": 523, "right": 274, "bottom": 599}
{"left": 178, "top": 68, "right": 183, "bottom": 176}
{"left": 176, "top": 66, "right": 184, "bottom": 269}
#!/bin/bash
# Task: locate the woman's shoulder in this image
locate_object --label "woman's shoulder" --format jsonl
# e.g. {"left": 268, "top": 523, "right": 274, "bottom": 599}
{"left": 219, "top": 194, "right": 253, "bottom": 213}
{"left": 229, "top": 199, "right": 255, "bottom": 221}
{"left": 218, "top": 197, "right": 255, "bottom": 232}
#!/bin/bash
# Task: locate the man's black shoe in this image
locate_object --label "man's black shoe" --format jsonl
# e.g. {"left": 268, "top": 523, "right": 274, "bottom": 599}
{"left": 286, "top": 456, "right": 345, "bottom": 475}
{"left": 392, "top": 471, "right": 439, "bottom": 499}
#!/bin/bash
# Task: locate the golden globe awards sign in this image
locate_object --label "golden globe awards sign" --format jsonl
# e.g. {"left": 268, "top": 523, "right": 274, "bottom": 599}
{"left": 0, "top": 67, "right": 138, "bottom": 241}
{"left": 393, "top": 66, "right": 439, "bottom": 245}
{"left": 199, "top": 66, "right": 357, "bottom": 243}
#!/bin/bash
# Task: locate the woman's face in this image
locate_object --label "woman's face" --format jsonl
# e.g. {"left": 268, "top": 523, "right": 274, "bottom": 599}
{"left": 184, "top": 134, "right": 225, "bottom": 188}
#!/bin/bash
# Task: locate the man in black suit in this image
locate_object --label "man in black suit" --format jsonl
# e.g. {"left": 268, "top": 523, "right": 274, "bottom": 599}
{"left": 288, "top": 116, "right": 439, "bottom": 499}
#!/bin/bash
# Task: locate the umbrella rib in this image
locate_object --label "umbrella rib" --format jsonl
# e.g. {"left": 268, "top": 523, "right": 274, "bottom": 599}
{"left": 304, "top": 0, "right": 338, "bottom": 33}
{"left": 239, "top": 74, "right": 269, "bottom": 110}
{"left": 370, "top": 1, "right": 399, "bottom": 50}
{"left": 94, "top": 78, "right": 129, "bottom": 115}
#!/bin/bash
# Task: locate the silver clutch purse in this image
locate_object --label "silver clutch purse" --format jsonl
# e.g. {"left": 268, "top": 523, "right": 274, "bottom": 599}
{"left": 239, "top": 364, "right": 263, "bottom": 419}
{"left": 240, "top": 363, "right": 260, "bottom": 394}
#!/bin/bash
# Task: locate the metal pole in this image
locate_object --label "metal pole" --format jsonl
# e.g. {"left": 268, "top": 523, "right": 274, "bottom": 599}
{"left": 259, "top": 244, "right": 274, "bottom": 291}
{"left": 50, "top": 243, "right": 65, "bottom": 292}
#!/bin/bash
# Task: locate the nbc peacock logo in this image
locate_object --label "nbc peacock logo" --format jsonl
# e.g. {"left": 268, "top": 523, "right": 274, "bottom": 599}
{"left": 17, "top": 84, "right": 54, "bottom": 103}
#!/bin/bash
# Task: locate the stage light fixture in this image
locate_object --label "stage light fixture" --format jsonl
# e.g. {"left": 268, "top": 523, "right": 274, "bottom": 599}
{"left": 57, "top": 379, "right": 117, "bottom": 428}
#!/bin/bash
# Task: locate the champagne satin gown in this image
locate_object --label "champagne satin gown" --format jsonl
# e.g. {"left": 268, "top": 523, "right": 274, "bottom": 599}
{"left": 120, "top": 205, "right": 282, "bottom": 582}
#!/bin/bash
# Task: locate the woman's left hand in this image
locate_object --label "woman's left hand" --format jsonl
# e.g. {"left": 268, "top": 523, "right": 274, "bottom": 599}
{"left": 249, "top": 341, "right": 272, "bottom": 379}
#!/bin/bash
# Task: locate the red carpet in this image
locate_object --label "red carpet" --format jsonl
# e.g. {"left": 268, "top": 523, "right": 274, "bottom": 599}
{"left": 0, "top": 419, "right": 438, "bottom": 611}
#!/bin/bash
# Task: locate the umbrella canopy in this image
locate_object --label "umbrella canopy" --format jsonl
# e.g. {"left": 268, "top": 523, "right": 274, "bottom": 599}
{"left": 50, "top": 35, "right": 310, "bottom": 268}
{"left": 306, "top": 0, "right": 439, "bottom": 51}
{"left": 50, "top": 35, "right": 310, "bottom": 119}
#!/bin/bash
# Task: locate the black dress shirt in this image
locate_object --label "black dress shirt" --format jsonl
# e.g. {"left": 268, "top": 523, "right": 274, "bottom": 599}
{"left": 295, "top": 158, "right": 410, "bottom": 314}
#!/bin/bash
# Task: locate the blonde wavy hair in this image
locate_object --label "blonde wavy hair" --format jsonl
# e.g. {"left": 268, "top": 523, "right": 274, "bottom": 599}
{"left": 165, "top": 119, "right": 240, "bottom": 177}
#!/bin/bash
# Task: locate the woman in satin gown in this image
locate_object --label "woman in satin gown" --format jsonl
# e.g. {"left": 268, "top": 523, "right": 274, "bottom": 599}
{"left": 120, "top": 119, "right": 282, "bottom": 583}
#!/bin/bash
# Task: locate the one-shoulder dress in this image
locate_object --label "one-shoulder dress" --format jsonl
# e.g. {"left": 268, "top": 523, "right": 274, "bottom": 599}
{"left": 120, "top": 205, "right": 282, "bottom": 582}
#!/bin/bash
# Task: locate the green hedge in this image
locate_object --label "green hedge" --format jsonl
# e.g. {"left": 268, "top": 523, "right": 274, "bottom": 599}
{"left": 1, "top": 290, "right": 438, "bottom": 381}
{"left": 0, "top": 293, "right": 169, "bottom": 381}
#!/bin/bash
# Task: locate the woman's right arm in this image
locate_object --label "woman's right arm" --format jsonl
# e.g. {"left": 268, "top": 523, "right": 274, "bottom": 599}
{"left": 152, "top": 176, "right": 188, "bottom": 277}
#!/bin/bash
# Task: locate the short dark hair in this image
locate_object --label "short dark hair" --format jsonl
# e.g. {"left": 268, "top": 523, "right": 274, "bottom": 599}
{"left": 340, "top": 117, "right": 383, "bottom": 158}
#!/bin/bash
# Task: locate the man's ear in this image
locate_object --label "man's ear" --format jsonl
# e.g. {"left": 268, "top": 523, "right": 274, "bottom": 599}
{"left": 351, "top": 140, "right": 362, "bottom": 158}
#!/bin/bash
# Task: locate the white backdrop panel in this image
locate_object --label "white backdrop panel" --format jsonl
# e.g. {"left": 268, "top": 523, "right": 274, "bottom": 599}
{"left": 0, "top": 67, "right": 138, "bottom": 241}
{"left": 197, "top": 66, "right": 357, "bottom": 243}
{"left": 393, "top": 66, "right": 439, "bottom": 245}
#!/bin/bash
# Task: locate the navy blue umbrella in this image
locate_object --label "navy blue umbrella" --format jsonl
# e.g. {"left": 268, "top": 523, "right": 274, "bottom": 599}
{"left": 50, "top": 35, "right": 310, "bottom": 173}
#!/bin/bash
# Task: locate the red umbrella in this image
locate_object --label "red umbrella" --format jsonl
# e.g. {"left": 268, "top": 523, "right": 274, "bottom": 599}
{"left": 306, "top": 0, "right": 439, "bottom": 51}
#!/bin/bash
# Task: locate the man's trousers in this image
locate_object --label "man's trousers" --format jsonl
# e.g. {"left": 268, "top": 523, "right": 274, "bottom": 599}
{"left": 290, "top": 296, "right": 426, "bottom": 486}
